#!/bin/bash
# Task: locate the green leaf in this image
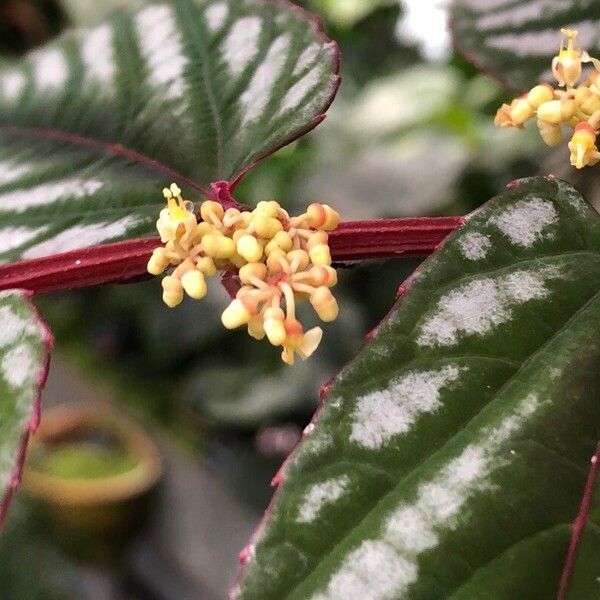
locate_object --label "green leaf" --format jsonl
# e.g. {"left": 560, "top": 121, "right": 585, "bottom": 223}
{"left": 0, "top": 290, "right": 52, "bottom": 528}
{"left": 0, "top": 0, "right": 339, "bottom": 262}
{"left": 234, "top": 176, "right": 600, "bottom": 599}
{"left": 451, "top": 1, "right": 600, "bottom": 90}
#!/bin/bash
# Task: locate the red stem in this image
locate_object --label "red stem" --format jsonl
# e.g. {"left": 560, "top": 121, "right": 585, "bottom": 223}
{"left": 0, "top": 217, "right": 463, "bottom": 295}
{"left": 557, "top": 441, "right": 600, "bottom": 599}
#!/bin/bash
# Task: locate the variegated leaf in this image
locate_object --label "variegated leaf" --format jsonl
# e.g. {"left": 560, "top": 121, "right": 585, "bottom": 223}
{"left": 451, "top": 0, "right": 600, "bottom": 90}
{"left": 0, "top": 290, "right": 52, "bottom": 529}
{"left": 234, "top": 176, "right": 600, "bottom": 599}
{"left": 0, "top": 0, "right": 339, "bottom": 262}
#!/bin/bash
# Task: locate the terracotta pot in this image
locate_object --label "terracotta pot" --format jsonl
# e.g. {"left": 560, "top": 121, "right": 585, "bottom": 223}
{"left": 22, "top": 404, "right": 163, "bottom": 563}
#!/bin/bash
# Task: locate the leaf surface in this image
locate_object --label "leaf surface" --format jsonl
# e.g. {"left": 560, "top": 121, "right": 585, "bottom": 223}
{"left": 451, "top": 0, "right": 600, "bottom": 91}
{"left": 0, "top": 290, "right": 52, "bottom": 528}
{"left": 0, "top": 0, "right": 339, "bottom": 261}
{"left": 235, "top": 176, "right": 600, "bottom": 599}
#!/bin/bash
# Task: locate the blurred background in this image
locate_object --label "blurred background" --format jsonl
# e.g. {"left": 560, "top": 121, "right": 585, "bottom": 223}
{"left": 0, "top": 0, "right": 589, "bottom": 598}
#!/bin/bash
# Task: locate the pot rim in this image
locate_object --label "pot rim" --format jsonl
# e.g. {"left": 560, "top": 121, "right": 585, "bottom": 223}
{"left": 23, "top": 404, "right": 163, "bottom": 506}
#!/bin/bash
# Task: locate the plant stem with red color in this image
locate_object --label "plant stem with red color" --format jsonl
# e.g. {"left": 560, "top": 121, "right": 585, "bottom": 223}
{"left": 0, "top": 216, "right": 463, "bottom": 295}
{"left": 557, "top": 441, "right": 600, "bottom": 599}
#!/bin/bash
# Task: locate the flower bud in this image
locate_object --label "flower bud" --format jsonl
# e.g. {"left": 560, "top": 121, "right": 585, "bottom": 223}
{"left": 287, "top": 249, "right": 310, "bottom": 271}
{"left": 201, "top": 232, "right": 222, "bottom": 257}
{"left": 272, "top": 231, "right": 294, "bottom": 251}
{"left": 196, "top": 222, "right": 213, "bottom": 237}
{"left": 510, "top": 98, "right": 534, "bottom": 125}
{"left": 264, "top": 316, "right": 286, "bottom": 346}
{"left": 537, "top": 119, "right": 563, "bottom": 146}
{"left": 253, "top": 215, "right": 283, "bottom": 238}
{"left": 161, "top": 275, "right": 184, "bottom": 308}
{"left": 147, "top": 247, "right": 169, "bottom": 275}
{"left": 214, "top": 236, "right": 236, "bottom": 260}
{"left": 255, "top": 200, "right": 280, "bottom": 218}
{"left": 526, "top": 84, "right": 554, "bottom": 108}
{"left": 239, "top": 262, "right": 268, "bottom": 284}
{"left": 200, "top": 200, "right": 224, "bottom": 223}
{"left": 221, "top": 299, "right": 252, "bottom": 329}
{"left": 181, "top": 270, "right": 207, "bottom": 299}
{"left": 306, "top": 203, "right": 340, "bottom": 230}
{"left": 237, "top": 234, "right": 263, "bottom": 262}
{"left": 309, "top": 244, "right": 332, "bottom": 266}
{"left": 494, "top": 103, "right": 515, "bottom": 127}
{"left": 196, "top": 256, "right": 217, "bottom": 276}
{"left": 310, "top": 287, "right": 339, "bottom": 322}
{"left": 266, "top": 248, "right": 287, "bottom": 273}
{"left": 536, "top": 100, "right": 565, "bottom": 124}
{"left": 309, "top": 265, "right": 338, "bottom": 287}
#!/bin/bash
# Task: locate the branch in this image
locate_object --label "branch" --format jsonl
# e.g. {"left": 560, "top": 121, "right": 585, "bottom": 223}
{"left": 0, "top": 217, "right": 464, "bottom": 295}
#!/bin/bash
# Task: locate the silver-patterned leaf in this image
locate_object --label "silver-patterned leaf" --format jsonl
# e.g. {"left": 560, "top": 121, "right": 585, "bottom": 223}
{"left": 0, "top": 290, "right": 52, "bottom": 528}
{"left": 0, "top": 0, "right": 339, "bottom": 262}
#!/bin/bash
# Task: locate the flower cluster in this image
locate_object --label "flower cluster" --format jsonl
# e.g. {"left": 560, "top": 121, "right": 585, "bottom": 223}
{"left": 495, "top": 28, "right": 600, "bottom": 169}
{"left": 147, "top": 183, "right": 341, "bottom": 365}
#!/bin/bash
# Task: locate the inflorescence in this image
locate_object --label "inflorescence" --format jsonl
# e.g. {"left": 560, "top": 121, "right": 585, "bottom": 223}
{"left": 147, "top": 184, "right": 341, "bottom": 365}
{"left": 495, "top": 28, "right": 600, "bottom": 169}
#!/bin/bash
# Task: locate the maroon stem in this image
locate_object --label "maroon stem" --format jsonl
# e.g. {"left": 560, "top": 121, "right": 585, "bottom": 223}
{"left": 0, "top": 216, "right": 463, "bottom": 295}
{"left": 557, "top": 441, "right": 600, "bottom": 599}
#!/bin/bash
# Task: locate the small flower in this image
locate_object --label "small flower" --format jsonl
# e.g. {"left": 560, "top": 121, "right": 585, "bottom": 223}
{"left": 568, "top": 122, "right": 599, "bottom": 169}
{"left": 147, "top": 185, "right": 341, "bottom": 364}
{"left": 552, "top": 29, "right": 583, "bottom": 88}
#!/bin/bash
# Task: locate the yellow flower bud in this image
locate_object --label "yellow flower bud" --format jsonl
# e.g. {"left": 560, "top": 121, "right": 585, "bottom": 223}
{"left": 196, "top": 222, "right": 213, "bottom": 237}
{"left": 536, "top": 100, "right": 565, "bottom": 124}
{"left": 310, "top": 287, "right": 339, "bottom": 322}
{"left": 287, "top": 249, "right": 310, "bottom": 271}
{"left": 526, "top": 84, "right": 554, "bottom": 108}
{"left": 161, "top": 275, "right": 184, "bottom": 308}
{"left": 306, "top": 203, "right": 341, "bottom": 230}
{"left": 200, "top": 200, "right": 224, "bottom": 223}
{"left": 309, "top": 265, "right": 337, "bottom": 287}
{"left": 255, "top": 200, "right": 280, "bottom": 218}
{"left": 147, "top": 247, "right": 169, "bottom": 275}
{"left": 214, "top": 236, "right": 236, "bottom": 260}
{"left": 561, "top": 99, "right": 577, "bottom": 120}
{"left": 221, "top": 299, "right": 252, "bottom": 329}
{"left": 494, "top": 103, "right": 515, "bottom": 127}
{"left": 239, "top": 262, "right": 268, "bottom": 284}
{"left": 510, "top": 98, "right": 534, "bottom": 126}
{"left": 309, "top": 244, "right": 332, "bottom": 266}
{"left": 252, "top": 215, "right": 283, "bottom": 239}
{"left": 537, "top": 119, "right": 563, "bottom": 146}
{"left": 196, "top": 256, "right": 217, "bottom": 276}
{"left": 181, "top": 270, "right": 207, "bottom": 299}
{"left": 272, "top": 230, "right": 293, "bottom": 251}
{"left": 237, "top": 234, "right": 263, "bottom": 262}
{"left": 264, "top": 317, "right": 286, "bottom": 346}
{"left": 581, "top": 94, "right": 600, "bottom": 116}
{"left": 201, "top": 232, "right": 222, "bottom": 257}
